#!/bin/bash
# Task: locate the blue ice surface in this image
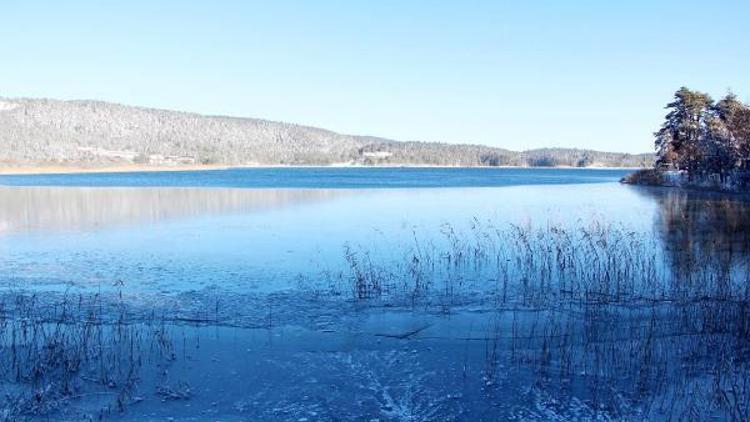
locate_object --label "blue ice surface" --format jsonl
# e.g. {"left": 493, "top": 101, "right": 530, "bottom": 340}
{"left": 0, "top": 166, "right": 631, "bottom": 188}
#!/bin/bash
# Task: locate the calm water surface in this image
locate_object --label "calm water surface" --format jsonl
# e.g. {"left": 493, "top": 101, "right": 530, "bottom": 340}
{"left": 0, "top": 167, "right": 630, "bottom": 188}
{"left": 0, "top": 167, "right": 746, "bottom": 294}
{"left": 0, "top": 168, "right": 649, "bottom": 292}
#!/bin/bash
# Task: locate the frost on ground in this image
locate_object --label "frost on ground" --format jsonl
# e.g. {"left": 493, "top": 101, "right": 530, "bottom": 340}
{"left": 1, "top": 281, "right": 748, "bottom": 421}
{"left": 0, "top": 100, "right": 18, "bottom": 112}
{"left": 233, "top": 350, "right": 463, "bottom": 421}
{"left": 2, "top": 220, "right": 750, "bottom": 420}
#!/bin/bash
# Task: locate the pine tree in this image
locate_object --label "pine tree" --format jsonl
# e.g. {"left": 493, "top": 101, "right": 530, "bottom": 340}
{"left": 715, "top": 93, "right": 750, "bottom": 170}
{"left": 654, "top": 87, "right": 713, "bottom": 178}
{"left": 704, "top": 113, "right": 735, "bottom": 181}
{"left": 733, "top": 108, "right": 750, "bottom": 169}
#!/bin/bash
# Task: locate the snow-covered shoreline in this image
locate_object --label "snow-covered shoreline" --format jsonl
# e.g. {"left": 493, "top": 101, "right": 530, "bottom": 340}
{"left": 622, "top": 168, "right": 750, "bottom": 193}
{"left": 0, "top": 163, "right": 646, "bottom": 176}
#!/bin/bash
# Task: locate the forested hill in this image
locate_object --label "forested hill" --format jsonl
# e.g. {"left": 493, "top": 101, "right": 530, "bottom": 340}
{"left": 0, "top": 97, "right": 652, "bottom": 168}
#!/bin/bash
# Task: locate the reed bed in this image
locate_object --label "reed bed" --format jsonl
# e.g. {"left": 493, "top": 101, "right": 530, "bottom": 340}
{"left": 0, "top": 290, "right": 181, "bottom": 420}
{"left": 1, "top": 219, "right": 748, "bottom": 419}
{"left": 334, "top": 220, "right": 749, "bottom": 305}
{"left": 332, "top": 220, "right": 750, "bottom": 419}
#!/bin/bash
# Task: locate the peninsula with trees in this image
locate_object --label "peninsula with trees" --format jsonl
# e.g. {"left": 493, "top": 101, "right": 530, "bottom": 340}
{"left": 624, "top": 87, "right": 750, "bottom": 191}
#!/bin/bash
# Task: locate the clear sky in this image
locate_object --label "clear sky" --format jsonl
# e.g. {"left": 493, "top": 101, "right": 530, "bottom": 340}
{"left": 1, "top": 1, "right": 748, "bottom": 153}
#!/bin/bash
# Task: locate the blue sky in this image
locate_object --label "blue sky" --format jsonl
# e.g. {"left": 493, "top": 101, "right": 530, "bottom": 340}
{"left": 1, "top": 1, "right": 748, "bottom": 153}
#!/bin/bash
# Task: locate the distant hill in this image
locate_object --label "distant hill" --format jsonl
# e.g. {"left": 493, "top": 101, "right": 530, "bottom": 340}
{"left": 0, "top": 97, "right": 653, "bottom": 168}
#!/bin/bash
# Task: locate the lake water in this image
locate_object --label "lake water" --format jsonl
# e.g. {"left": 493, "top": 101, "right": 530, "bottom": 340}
{"left": 0, "top": 167, "right": 630, "bottom": 188}
{"left": 0, "top": 168, "right": 639, "bottom": 293}
{"left": 1, "top": 167, "right": 749, "bottom": 421}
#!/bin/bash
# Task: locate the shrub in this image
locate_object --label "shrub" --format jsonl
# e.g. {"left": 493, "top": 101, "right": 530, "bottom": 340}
{"left": 621, "top": 169, "right": 665, "bottom": 185}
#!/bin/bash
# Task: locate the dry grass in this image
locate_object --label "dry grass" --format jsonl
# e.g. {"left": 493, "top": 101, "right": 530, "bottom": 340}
{"left": 0, "top": 289, "right": 180, "bottom": 420}
{"left": 2, "top": 219, "right": 749, "bottom": 420}
{"left": 331, "top": 221, "right": 750, "bottom": 419}
{"left": 621, "top": 169, "right": 667, "bottom": 186}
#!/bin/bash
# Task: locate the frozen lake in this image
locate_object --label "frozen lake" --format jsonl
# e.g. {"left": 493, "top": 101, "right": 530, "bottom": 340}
{"left": 1, "top": 167, "right": 749, "bottom": 421}
{"left": 0, "top": 168, "right": 637, "bottom": 294}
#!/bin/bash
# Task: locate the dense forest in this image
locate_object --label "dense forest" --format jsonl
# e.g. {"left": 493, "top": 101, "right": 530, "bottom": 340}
{"left": 0, "top": 97, "right": 652, "bottom": 169}
{"left": 626, "top": 87, "right": 750, "bottom": 190}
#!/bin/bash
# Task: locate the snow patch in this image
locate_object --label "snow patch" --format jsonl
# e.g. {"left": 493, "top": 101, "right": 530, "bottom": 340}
{"left": 0, "top": 100, "right": 19, "bottom": 112}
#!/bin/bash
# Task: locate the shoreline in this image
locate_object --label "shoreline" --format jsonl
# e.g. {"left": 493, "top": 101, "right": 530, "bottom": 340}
{"left": 621, "top": 168, "right": 750, "bottom": 194}
{"left": 0, "top": 163, "right": 645, "bottom": 176}
{"left": 0, "top": 164, "right": 233, "bottom": 175}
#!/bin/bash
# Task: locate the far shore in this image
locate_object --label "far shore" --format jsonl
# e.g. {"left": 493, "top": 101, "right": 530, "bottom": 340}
{"left": 0, "top": 163, "right": 646, "bottom": 176}
{"left": 0, "top": 163, "right": 237, "bottom": 176}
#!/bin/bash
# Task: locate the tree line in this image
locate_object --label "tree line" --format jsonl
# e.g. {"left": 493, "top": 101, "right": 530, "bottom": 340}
{"left": 0, "top": 97, "right": 652, "bottom": 168}
{"left": 655, "top": 87, "right": 750, "bottom": 181}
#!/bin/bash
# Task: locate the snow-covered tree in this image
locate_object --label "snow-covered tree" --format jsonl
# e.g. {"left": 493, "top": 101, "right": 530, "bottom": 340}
{"left": 654, "top": 87, "right": 713, "bottom": 177}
